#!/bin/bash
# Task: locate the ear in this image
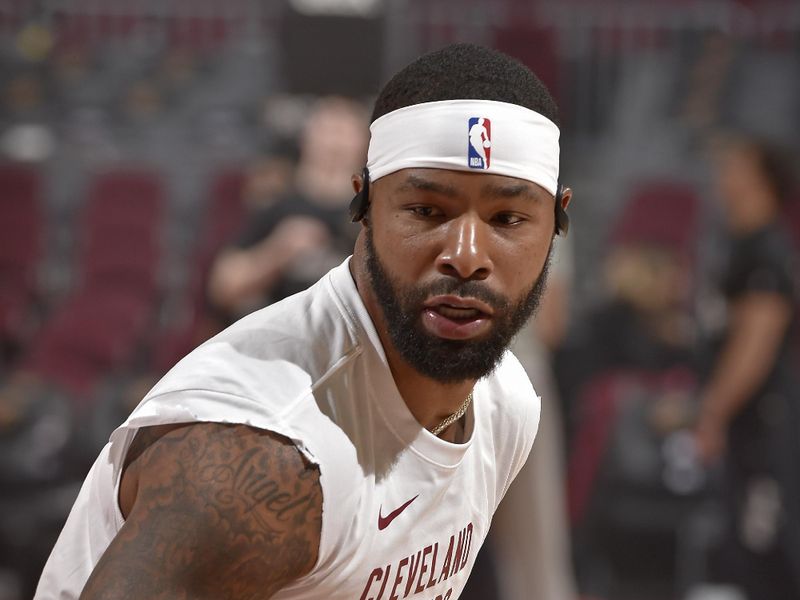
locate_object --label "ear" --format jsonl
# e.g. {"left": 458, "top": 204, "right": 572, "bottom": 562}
{"left": 560, "top": 186, "right": 573, "bottom": 212}
{"left": 352, "top": 172, "right": 364, "bottom": 195}
{"left": 349, "top": 169, "right": 370, "bottom": 224}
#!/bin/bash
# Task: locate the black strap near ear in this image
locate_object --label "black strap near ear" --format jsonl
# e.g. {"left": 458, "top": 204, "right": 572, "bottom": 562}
{"left": 349, "top": 167, "right": 371, "bottom": 222}
{"left": 555, "top": 183, "right": 569, "bottom": 236}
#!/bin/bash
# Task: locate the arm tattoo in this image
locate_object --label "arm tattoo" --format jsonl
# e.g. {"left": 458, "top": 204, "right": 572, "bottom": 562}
{"left": 81, "top": 423, "right": 322, "bottom": 600}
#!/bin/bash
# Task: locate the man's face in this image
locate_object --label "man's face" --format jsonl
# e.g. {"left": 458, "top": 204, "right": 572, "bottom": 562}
{"left": 362, "top": 168, "right": 556, "bottom": 383}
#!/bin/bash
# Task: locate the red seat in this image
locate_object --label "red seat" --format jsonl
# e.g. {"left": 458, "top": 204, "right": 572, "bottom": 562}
{"left": 84, "top": 168, "right": 164, "bottom": 232}
{"left": 82, "top": 224, "right": 159, "bottom": 255}
{"left": 0, "top": 164, "right": 43, "bottom": 346}
{"left": 0, "top": 227, "right": 40, "bottom": 268}
{"left": 150, "top": 168, "right": 246, "bottom": 374}
{"left": 0, "top": 272, "right": 34, "bottom": 345}
{"left": 77, "top": 168, "right": 165, "bottom": 296}
{"left": 611, "top": 181, "right": 700, "bottom": 258}
{"left": 204, "top": 168, "right": 246, "bottom": 248}
{"left": 0, "top": 163, "right": 40, "bottom": 201}
{"left": 491, "top": 25, "right": 562, "bottom": 107}
{"left": 185, "top": 168, "right": 247, "bottom": 307}
{"left": 17, "top": 166, "right": 165, "bottom": 393}
{"left": 82, "top": 245, "right": 160, "bottom": 297}
{"left": 783, "top": 196, "right": 800, "bottom": 253}
{"left": 23, "top": 290, "right": 152, "bottom": 395}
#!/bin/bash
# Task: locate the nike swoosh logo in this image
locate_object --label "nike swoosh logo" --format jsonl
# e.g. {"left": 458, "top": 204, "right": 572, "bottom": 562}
{"left": 378, "top": 494, "right": 419, "bottom": 531}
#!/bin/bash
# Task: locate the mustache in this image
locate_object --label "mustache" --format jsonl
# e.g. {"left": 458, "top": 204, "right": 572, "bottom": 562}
{"left": 411, "top": 278, "right": 510, "bottom": 311}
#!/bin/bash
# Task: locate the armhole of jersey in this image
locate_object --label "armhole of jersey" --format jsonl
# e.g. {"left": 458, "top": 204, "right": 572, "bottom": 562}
{"left": 107, "top": 377, "right": 356, "bottom": 588}
{"left": 112, "top": 427, "right": 136, "bottom": 529}
{"left": 108, "top": 416, "right": 322, "bottom": 528}
{"left": 496, "top": 356, "right": 541, "bottom": 504}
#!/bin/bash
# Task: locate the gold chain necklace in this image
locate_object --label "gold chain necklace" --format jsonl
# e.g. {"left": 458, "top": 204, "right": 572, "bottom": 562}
{"left": 429, "top": 391, "right": 473, "bottom": 436}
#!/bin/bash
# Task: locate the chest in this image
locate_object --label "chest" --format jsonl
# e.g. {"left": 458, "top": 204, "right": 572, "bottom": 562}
{"left": 329, "top": 456, "right": 493, "bottom": 600}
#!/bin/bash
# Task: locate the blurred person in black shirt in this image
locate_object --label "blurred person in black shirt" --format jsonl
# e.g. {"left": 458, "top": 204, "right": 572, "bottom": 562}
{"left": 695, "top": 136, "right": 799, "bottom": 600}
{"left": 561, "top": 184, "right": 700, "bottom": 419}
{"left": 560, "top": 185, "right": 702, "bottom": 600}
{"left": 207, "top": 97, "right": 367, "bottom": 320}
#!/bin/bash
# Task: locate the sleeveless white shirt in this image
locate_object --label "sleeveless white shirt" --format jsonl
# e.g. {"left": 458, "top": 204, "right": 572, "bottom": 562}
{"left": 36, "top": 258, "right": 540, "bottom": 600}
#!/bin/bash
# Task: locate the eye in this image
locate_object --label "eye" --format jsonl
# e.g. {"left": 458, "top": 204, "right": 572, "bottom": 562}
{"left": 408, "top": 205, "right": 444, "bottom": 218}
{"left": 492, "top": 212, "right": 526, "bottom": 226}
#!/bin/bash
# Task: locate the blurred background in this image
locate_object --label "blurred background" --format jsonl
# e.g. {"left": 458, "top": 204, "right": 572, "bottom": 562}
{"left": 1, "top": 1, "right": 799, "bottom": 599}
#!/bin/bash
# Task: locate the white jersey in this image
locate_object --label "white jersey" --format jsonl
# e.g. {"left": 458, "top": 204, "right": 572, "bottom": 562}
{"left": 36, "top": 258, "right": 540, "bottom": 600}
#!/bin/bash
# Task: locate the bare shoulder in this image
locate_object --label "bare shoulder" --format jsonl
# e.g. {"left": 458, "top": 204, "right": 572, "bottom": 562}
{"left": 82, "top": 422, "right": 322, "bottom": 600}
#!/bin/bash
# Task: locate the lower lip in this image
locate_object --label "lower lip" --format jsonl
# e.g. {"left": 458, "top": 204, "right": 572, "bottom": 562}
{"left": 421, "top": 308, "right": 492, "bottom": 340}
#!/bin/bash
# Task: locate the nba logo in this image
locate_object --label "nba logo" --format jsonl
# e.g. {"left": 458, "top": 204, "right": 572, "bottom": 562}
{"left": 467, "top": 117, "right": 491, "bottom": 169}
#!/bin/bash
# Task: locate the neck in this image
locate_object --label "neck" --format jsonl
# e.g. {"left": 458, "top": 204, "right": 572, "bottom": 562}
{"left": 730, "top": 192, "right": 779, "bottom": 234}
{"left": 381, "top": 343, "right": 475, "bottom": 433}
{"left": 349, "top": 248, "right": 475, "bottom": 433}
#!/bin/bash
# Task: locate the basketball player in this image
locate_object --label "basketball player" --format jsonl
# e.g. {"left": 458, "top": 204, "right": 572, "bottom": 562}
{"left": 36, "top": 43, "right": 571, "bottom": 599}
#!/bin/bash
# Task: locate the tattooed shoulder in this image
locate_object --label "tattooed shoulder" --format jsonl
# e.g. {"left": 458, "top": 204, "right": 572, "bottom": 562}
{"left": 84, "top": 423, "right": 322, "bottom": 600}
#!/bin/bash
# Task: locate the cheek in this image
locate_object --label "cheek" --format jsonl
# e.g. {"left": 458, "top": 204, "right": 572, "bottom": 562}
{"left": 493, "top": 234, "right": 550, "bottom": 286}
{"left": 372, "top": 221, "right": 435, "bottom": 279}
{"left": 383, "top": 209, "right": 453, "bottom": 250}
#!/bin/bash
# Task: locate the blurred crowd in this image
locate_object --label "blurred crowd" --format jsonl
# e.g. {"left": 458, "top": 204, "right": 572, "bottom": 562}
{"left": 1, "top": 2, "right": 799, "bottom": 600}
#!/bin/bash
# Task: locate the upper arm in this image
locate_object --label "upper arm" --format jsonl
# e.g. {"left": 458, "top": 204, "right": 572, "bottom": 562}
{"left": 731, "top": 291, "right": 792, "bottom": 344}
{"left": 82, "top": 422, "right": 322, "bottom": 600}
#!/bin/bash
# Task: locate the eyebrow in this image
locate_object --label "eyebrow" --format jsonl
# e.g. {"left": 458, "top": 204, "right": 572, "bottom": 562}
{"left": 480, "top": 182, "right": 543, "bottom": 202}
{"left": 397, "top": 174, "right": 459, "bottom": 197}
{"left": 396, "top": 173, "right": 547, "bottom": 203}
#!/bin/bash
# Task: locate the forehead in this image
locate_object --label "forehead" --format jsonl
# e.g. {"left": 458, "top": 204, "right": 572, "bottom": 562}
{"left": 376, "top": 168, "right": 552, "bottom": 203}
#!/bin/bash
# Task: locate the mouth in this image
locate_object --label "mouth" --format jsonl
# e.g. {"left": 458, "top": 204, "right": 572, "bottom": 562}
{"left": 424, "top": 295, "right": 493, "bottom": 317}
{"left": 421, "top": 295, "right": 493, "bottom": 340}
{"left": 435, "top": 305, "right": 485, "bottom": 321}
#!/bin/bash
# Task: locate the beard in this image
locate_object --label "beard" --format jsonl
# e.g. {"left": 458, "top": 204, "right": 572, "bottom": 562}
{"left": 364, "top": 227, "right": 552, "bottom": 383}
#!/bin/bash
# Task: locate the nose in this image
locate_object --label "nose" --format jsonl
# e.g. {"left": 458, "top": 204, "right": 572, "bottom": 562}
{"left": 435, "top": 213, "right": 493, "bottom": 281}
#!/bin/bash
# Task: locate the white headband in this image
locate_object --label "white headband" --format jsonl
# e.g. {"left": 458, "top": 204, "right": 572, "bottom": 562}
{"left": 366, "top": 99, "right": 560, "bottom": 196}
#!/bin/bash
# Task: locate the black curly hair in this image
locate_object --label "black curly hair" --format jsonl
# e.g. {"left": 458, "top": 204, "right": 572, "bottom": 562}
{"left": 371, "top": 43, "right": 559, "bottom": 125}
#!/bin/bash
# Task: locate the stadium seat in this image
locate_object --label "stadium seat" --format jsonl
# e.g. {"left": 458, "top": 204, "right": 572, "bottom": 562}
{"left": 151, "top": 168, "right": 246, "bottom": 374}
{"left": 18, "top": 167, "right": 166, "bottom": 395}
{"left": 0, "top": 164, "right": 43, "bottom": 360}
{"left": 611, "top": 180, "right": 700, "bottom": 257}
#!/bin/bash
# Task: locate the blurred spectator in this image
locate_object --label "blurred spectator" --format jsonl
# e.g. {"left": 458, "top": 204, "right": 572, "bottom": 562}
{"left": 696, "top": 135, "right": 800, "bottom": 600}
{"left": 240, "top": 145, "right": 298, "bottom": 212}
{"left": 207, "top": 96, "right": 366, "bottom": 321}
{"left": 559, "top": 183, "right": 703, "bottom": 600}
{"left": 0, "top": 72, "right": 55, "bottom": 163}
